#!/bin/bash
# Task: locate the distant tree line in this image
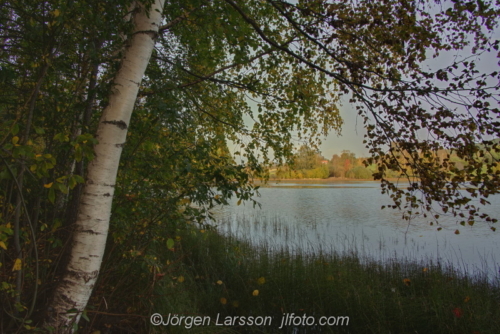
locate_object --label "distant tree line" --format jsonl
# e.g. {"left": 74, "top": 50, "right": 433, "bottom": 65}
{"left": 270, "top": 145, "right": 374, "bottom": 179}
{"left": 269, "top": 141, "right": 500, "bottom": 180}
{"left": 329, "top": 150, "right": 372, "bottom": 179}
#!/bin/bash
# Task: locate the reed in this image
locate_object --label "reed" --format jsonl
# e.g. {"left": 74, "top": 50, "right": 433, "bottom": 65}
{"left": 85, "top": 216, "right": 500, "bottom": 333}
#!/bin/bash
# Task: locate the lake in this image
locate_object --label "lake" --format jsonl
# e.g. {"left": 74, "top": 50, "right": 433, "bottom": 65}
{"left": 212, "top": 180, "right": 500, "bottom": 282}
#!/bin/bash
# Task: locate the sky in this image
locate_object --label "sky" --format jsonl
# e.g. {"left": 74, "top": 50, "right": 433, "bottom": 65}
{"left": 319, "top": 103, "right": 369, "bottom": 159}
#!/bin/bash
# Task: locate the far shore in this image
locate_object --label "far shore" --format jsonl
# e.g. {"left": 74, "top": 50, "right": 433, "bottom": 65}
{"left": 255, "top": 177, "right": 416, "bottom": 183}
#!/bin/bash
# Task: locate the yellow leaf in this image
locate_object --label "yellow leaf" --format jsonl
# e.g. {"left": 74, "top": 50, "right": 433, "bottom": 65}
{"left": 252, "top": 289, "right": 259, "bottom": 296}
{"left": 12, "top": 258, "right": 22, "bottom": 271}
{"left": 464, "top": 296, "right": 470, "bottom": 303}
{"left": 44, "top": 182, "right": 53, "bottom": 188}
{"left": 217, "top": 280, "right": 223, "bottom": 285}
{"left": 0, "top": 241, "right": 6, "bottom": 250}
{"left": 53, "top": 9, "right": 60, "bottom": 17}
{"left": 12, "top": 136, "right": 19, "bottom": 145}
{"left": 220, "top": 297, "right": 227, "bottom": 305}
{"left": 257, "top": 277, "right": 266, "bottom": 285}
{"left": 237, "top": 199, "right": 242, "bottom": 206}
{"left": 177, "top": 276, "right": 185, "bottom": 283}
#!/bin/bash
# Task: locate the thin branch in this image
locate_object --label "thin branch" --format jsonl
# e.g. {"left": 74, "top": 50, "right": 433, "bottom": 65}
{"left": 144, "top": 46, "right": 280, "bottom": 95}
{"left": 0, "top": 152, "right": 39, "bottom": 320}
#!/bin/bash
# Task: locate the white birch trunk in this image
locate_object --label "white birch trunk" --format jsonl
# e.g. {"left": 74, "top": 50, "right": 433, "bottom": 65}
{"left": 45, "top": 1, "right": 164, "bottom": 331}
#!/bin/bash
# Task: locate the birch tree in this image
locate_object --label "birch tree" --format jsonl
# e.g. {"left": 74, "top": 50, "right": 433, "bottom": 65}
{"left": 44, "top": 0, "right": 165, "bottom": 330}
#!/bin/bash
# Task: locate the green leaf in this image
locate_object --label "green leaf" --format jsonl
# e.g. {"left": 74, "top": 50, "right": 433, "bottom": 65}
{"left": 52, "top": 219, "right": 62, "bottom": 231}
{"left": 48, "top": 188, "right": 55, "bottom": 204}
{"left": 75, "top": 146, "right": 83, "bottom": 162}
{"left": 56, "top": 182, "right": 69, "bottom": 194}
{"left": 74, "top": 175, "right": 84, "bottom": 183}
{"left": 11, "top": 123, "right": 19, "bottom": 135}
{"left": 166, "top": 238, "right": 174, "bottom": 250}
{"left": 82, "top": 310, "right": 90, "bottom": 322}
{"left": 54, "top": 133, "right": 69, "bottom": 142}
{"left": 68, "top": 177, "right": 77, "bottom": 189}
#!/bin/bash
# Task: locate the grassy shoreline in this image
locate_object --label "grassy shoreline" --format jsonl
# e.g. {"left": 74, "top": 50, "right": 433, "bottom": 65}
{"left": 83, "top": 217, "right": 500, "bottom": 334}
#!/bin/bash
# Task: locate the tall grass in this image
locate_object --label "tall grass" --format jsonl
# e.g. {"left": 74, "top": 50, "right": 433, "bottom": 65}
{"left": 82, "top": 217, "right": 500, "bottom": 334}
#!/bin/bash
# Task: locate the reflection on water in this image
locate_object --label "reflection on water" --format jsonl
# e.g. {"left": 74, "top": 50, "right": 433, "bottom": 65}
{"left": 212, "top": 181, "right": 500, "bottom": 282}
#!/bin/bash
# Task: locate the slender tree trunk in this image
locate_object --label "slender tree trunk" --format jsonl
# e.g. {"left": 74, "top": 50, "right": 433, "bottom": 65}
{"left": 12, "top": 61, "right": 50, "bottom": 314}
{"left": 65, "top": 45, "right": 101, "bottom": 229}
{"left": 45, "top": 1, "right": 164, "bottom": 331}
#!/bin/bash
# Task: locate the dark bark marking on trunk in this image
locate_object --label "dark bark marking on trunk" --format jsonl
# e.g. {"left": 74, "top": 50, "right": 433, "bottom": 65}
{"left": 84, "top": 270, "right": 99, "bottom": 283}
{"left": 78, "top": 229, "right": 102, "bottom": 235}
{"left": 102, "top": 120, "right": 128, "bottom": 129}
{"left": 59, "top": 292, "right": 74, "bottom": 305}
{"left": 66, "top": 269, "right": 99, "bottom": 283}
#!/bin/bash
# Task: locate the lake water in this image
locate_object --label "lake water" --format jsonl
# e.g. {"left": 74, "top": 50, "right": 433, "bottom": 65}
{"left": 212, "top": 180, "right": 500, "bottom": 282}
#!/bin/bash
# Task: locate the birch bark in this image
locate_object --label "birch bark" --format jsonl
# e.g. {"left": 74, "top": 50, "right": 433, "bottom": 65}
{"left": 45, "top": 0, "right": 164, "bottom": 331}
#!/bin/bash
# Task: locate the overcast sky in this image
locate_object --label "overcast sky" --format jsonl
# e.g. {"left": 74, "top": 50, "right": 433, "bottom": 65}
{"left": 319, "top": 102, "right": 368, "bottom": 159}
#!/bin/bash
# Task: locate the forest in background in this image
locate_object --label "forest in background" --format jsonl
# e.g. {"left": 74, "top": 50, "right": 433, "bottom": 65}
{"left": 270, "top": 140, "right": 500, "bottom": 180}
